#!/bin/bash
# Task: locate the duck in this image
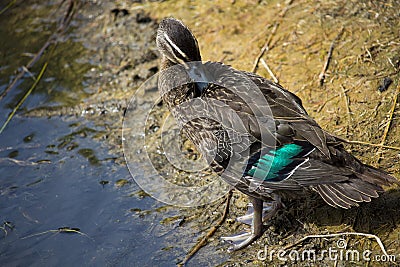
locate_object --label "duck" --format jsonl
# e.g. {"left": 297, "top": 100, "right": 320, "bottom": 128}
{"left": 155, "top": 17, "right": 399, "bottom": 250}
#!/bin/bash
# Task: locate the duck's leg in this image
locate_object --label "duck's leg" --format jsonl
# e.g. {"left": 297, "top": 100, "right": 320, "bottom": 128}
{"left": 262, "top": 194, "right": 283, "bottom": 222}
{"left": 236, "top": 201, "right": 274, "bottom": 225}
{"left": 221, "top": 197, "right": 264, "bottom": 251}
{"left": 221, "top": 194, "right": 283, "bottom": 251}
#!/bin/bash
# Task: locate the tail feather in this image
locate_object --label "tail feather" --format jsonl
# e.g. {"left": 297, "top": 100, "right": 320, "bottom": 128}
{"left": 347, "top": 179, "right": 382, "bottom": 198}
{"left": 316, "top": 184, "right": 344, "bottom": 208}
{"left": 316, "top": 184, "right": 354, "bottom": 209}
{"left": 357, "top": 166, "right": 400, "bottom": 187}
{"left": 314, "top": 145, "right": 399, "bottom": 209}
{"left": 329, "top": 183, "right": 365, "bottom": 203}
{"left": 315, "top": 178, "right": 389, "bottom": 209}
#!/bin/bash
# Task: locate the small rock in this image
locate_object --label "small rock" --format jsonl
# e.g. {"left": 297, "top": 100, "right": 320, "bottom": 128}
{"left": 111, "top": 8, "right": 129, "bottom": 18}
{"left": 377, "top": 77, "right": 393, "bottom": 92}
{"left": 136, "top": 12, "right": 152, "bottom": 23}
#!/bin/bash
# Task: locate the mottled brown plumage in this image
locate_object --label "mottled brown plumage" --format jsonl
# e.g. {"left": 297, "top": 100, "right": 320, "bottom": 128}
{"left": 156, "top": 17, "right": 399, "bottom": 250}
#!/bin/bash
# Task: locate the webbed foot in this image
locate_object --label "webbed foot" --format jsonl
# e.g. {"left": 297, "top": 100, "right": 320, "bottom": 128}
{"left": 222, "top": 195, "right": 283, "bottom": 251}
{"left": 222, "top": 197, "right": 264, "bottom": 251}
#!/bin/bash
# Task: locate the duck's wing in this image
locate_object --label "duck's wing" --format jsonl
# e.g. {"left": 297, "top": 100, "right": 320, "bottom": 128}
{"left": 195, "top": 62, "right": 398, "bottom": 208}
{"left": 245, "top": 141, "right": 398, "bottom": 209}
{"left": 200, "top": 61, "right": 333, "bottom": 158}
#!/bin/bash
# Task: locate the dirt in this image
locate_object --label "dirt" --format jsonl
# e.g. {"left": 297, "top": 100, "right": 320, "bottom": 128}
{"left": 23, "top": 0, "right": 400, "bottom": 265}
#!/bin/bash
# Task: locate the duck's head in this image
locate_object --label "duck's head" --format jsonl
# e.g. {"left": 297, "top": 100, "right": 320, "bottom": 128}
{"left": 156, "top": 18, "right": 202, "bottom": 68}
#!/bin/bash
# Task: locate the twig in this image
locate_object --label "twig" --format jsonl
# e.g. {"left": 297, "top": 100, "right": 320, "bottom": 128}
{"left": 344, "top": 140, "right": 400, "bottom": 151}
{"left": 0, "top": 41, "right": 54, "bottom": 101}
{"left": 316, "top": 93, "right": 341, "bottom": 113}
{"left": 251, "top": 0, "right": 293, "bottom": 73}
{"left": 283, "top": 232, "right": 393, "bottom": 263}
{"left": 376, "top": 85, "right": 399, "bottom": 163}
{"left": 251, "top": 37, "right": 270, "bottom": 73}
{"left": 21, "top": 226, "right": 92, "bottom": 241}
{"left": 0, "top": 157, "right": 39, "bottom": 166}
{"left": 0, "top": 62, "right": 48, "bottom": 134}
{"left": 260, "top": 58, "right": 279, "bottom": 84}
{"left": 179, "top": 190, "right": 233, "bottom": 266}
{"left": 251, "top": 22, "right": 280, "bottom": 73}
{"left": 319, "top": 27, "right": 345, "bottom": 86}
{"left": 21, "top": 66, "right": 37, "bottom": 81}
{"left": 0, "top": 0, "right": 16, "bottom": 16}
{"left": 0, "top": 0, "right": 78, "bottom": 101}
{"left": 340, "top": 84, "right": 351, "bottom": 136}
{"left": 0, "top": 0, "right": 79, "bottom": 133}
{"left": 316, "top": 87, "right": 350, "bottom": 113}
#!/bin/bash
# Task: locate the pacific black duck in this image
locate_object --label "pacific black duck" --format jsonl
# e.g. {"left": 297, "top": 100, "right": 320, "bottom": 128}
{"left": 155, "top": 17, "right": 399, "bottom": 250}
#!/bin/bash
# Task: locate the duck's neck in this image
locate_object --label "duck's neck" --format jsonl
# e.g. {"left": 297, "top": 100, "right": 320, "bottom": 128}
{"left": 160, "top": 56, "right": 177, "bottom": 71}
{"left": 158, "top": 56, "right": 189, "bottom": 108}
{"left": 159, "top": 55, "right": 212, "bottom": 107}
